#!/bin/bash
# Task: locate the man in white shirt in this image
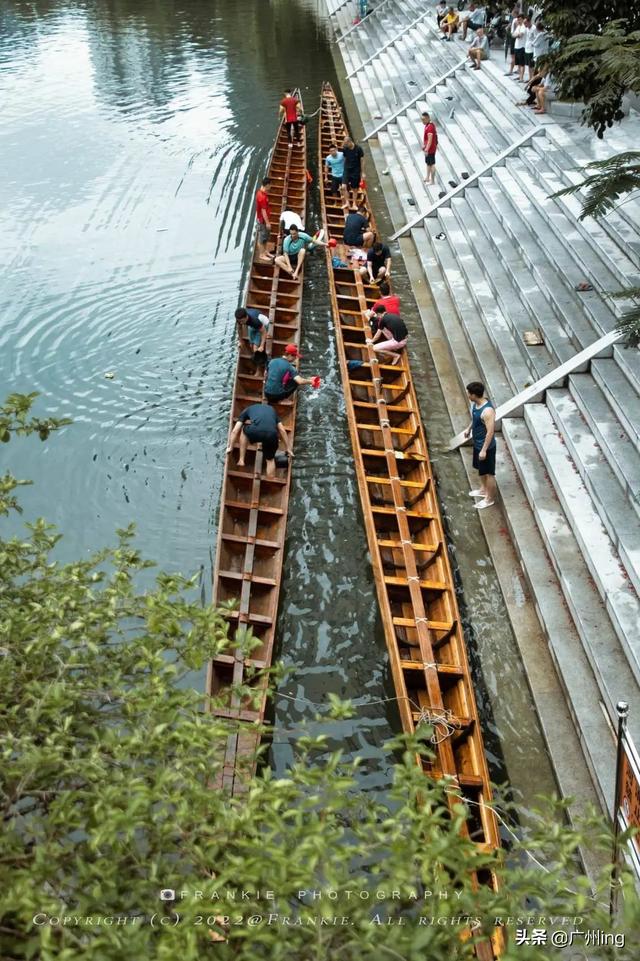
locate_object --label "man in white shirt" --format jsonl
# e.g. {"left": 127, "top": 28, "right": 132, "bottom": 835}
{"left": 468, "top": 27, "right": 490, "bottom": 69}
{"left": 505, "top": 11, "right": 522, "bottom": 76}
{"left": 523, "top": 16, "right": 536, "bottom": 81}
{"left": 513, "top": 15, "right": 527, "bottom": 82}
{"left": 280, "top": 209, "right": 304, "bottom": 235}
{"left": 435, "top": 1, "right": 447, "bottom": 26}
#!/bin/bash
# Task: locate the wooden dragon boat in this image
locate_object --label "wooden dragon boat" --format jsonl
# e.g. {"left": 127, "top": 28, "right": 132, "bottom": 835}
{"left": 318, "top": 83, "right": 502, "bottom": 953}
{"left": 208, "top": 92, "right": 307, "bottom": 794}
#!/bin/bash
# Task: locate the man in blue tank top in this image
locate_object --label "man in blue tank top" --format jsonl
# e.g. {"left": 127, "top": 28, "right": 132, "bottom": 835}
{"left": 464, "top": 381, "right": 496, "bottom": 509}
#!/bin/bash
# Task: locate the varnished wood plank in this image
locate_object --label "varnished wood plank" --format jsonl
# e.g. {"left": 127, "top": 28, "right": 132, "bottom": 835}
{"left": 208, "top": 91, "right": 308, "bottom": 793}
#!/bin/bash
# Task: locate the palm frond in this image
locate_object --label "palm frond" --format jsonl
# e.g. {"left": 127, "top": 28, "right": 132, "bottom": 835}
{"left": 551, "top": 152, "right": 640, "bottom": 219}
{"left": 612, "top": 287, "right": 640, "bottom": 348}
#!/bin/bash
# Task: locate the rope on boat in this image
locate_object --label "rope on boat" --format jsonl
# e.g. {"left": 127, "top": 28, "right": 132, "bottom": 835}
{"left": 270, "top": 689, "right": 610, "bottom": 907}
{"left": 415, "top": 707, "right": 458, "bottom": 744}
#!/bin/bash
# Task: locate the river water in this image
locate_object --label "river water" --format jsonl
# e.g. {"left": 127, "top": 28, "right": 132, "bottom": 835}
{"left": 0, "top": 0, "right": 556, "bottom": 805}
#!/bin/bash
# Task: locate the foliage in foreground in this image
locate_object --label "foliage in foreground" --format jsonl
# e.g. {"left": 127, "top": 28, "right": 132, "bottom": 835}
{"left": 542, "top": 8, "right": 640, "bottom": 136}
{"left": 1, "top": 394, "right": 640, "bottom": 961}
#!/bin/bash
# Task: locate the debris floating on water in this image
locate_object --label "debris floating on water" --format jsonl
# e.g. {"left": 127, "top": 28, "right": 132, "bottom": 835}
{"left": 104, "top": 371, "right": 115, "bottom": 379}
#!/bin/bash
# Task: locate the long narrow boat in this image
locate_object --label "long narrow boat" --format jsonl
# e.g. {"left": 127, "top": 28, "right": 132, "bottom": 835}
{"left": 208, "top": 93, "right": 307, "bottom": 794}
{"left": 319, "top": 84, "right": 502, "bottom": 951}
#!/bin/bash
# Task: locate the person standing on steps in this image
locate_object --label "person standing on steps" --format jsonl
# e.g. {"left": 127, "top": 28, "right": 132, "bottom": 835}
{"left": 255, "top": 177, "right": 274, "bottom": 263}
{"left": 421, "top": 112, "right": 438, "bottom": 186}
{"left": 280, "top": 89, "right": 301, "bottom": 146}
{"left": 226, "top": 403, "right": 292, "bottom": 479}
{"left": 342, "top": 136, "right": 365, "bottom": 206}
{"left": 464, "top": 381, "right": 496, "bottom": 510}
{"left": 513, "top": 15, "right": 527, "bottom": 83}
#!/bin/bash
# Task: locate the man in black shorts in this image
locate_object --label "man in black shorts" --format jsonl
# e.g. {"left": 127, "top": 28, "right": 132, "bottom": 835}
{"left": 226, "top": 402, "right": 292, "bottom": 478}
{"left": 343, "top": 205, "right": 374, "bottom": 248}
{"left": 342, "top": 136, "right": 365, "bottom": 206}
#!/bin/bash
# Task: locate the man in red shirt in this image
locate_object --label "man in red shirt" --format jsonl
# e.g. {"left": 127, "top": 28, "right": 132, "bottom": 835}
{"left": 279, "top": 89, "right": 301, "bottom": 147}
{"left": 366, "top": 282, "right": 400, "bottom": 336}
{"left": 255, "top": 177, "right": 273, "bottom": 262}
{"left": 421, "top": 111, "right": 438, "bottom": 186}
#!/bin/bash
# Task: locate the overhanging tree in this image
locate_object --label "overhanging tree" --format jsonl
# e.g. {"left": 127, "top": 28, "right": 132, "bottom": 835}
{"left": 541, "top": 6, "right": 640, "bottom": 343}
{"left": 1, "top": 394, "right": 640, "bottom": 960}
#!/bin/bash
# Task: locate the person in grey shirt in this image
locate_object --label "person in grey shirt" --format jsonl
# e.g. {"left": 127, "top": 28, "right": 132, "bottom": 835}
{"left": 468, "top": 27, "right": 490, "bottom": 70}
{"left": 532, "top": 21, "right": 550, "bottom": 65}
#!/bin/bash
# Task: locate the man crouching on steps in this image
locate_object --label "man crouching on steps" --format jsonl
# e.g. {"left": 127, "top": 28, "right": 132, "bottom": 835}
{"left": 226, "top": 403, "right": 292, "bottom": 479}
{"left": 464, "top": 381, "right": 496, "bottom": 510}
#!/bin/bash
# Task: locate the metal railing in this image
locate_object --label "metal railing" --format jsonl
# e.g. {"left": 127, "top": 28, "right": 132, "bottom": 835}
{"left": 390, "top": 128, "right": 546, "bottom": 240}
{"left": 363, "top": 59, "right": 467, "bottom": 141}
{"left": 447, "top": 329, "right": 624, "bottom": 449}
{"left": 333, "top": 0, "right": 395, "bottom": 43}
{"left": 345, "top": 9, "right": 433, "bottom": 79}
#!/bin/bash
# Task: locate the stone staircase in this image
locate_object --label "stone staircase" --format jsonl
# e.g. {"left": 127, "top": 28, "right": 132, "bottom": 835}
{"left": 326, "top": 0, "right": 640, "bottom": 813}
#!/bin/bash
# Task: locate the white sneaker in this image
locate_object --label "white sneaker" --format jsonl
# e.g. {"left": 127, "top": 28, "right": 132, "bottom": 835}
{"left": 474, "top": 499, "right": 495, "bottom": 510}
{"left": 468, "top": 489, "right": 484, "bottom": 498}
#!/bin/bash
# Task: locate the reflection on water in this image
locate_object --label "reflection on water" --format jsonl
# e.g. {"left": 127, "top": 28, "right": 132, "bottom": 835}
{"left": 0, "top": 0, "right": 333, "bottom": 581}
{"left": 0, "top": 0, "right": 555, "bottom": 805}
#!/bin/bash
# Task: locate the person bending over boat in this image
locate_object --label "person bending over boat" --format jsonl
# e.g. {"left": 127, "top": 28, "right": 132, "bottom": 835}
{"left": 343, "top": 205, "right": 374, "bottom": 249}
{"left": 360, "top": 240, "right": 391, "bottom": 285}
{"left": 235, "top": 307, "right": 269, "bottom": 367}
{"left": 226, "top": 403, "right": 292, "bottom": 479}
{"left": 366, "top": 305, "right": 408, "bottom": 366}
{"left": 365, "top": 282, "right": 400, "bottom": 336}
{"left": 274, "top": 225, "right": 327, "bottom": 281}
{"left": 264, "top": 344, "right": 314, "bottom": 404}
{"left": 280, "top": 209, "right": 304, "bottom": 236}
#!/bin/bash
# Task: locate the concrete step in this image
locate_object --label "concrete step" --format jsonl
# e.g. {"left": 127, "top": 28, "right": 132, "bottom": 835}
{"left": 449, "top": 190, "right": 581, "bottom": 366}
{"left": 503, "top": 416, "right": 640, "bottom": 733}
{"left": 508, "top": 151, "right": 640, "bottom": 296}
{"left": 500, "top": 419, "right": 618, "bottom": 813}
{"left": 545, "top": 389, "right": 640, "bottom": 595}
{"left": 480, "top": 170, "right": 612, "bottom": 345}
{"left": 543, "top": 124, "right": 640, "bottom": 262}
{"left": 591, "top": 357, "right": 640, "bottom": 454}
{"left": 613, "top": 343, "right": 640, "bottom": 399}
{"left": 445, "top": 196, "right": 566, "bottom": 381}
{"left": 568, "top": 374, "right": 640, "bottom": 518}
{"left": 524, "top": 402, "right": 640, "bottom": 685}
{"left": 527, "top": 138, "right": 640, "bottom": 284}
{"left": 377, "top": 129, "right": 417, "bottom": 224}
{"left": 424, "top": 210, "right": 534, "bottom": 396}
{"left": 409, "top": 226, "right": 488, "bottom": 392}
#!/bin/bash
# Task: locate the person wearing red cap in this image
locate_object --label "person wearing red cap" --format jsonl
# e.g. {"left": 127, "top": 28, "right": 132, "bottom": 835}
{"left": 264, "top": 345, "right": 314, "bottom": 404}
